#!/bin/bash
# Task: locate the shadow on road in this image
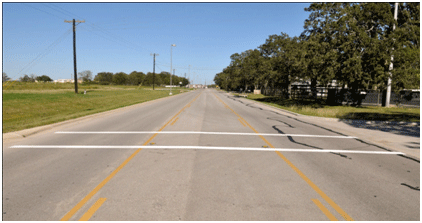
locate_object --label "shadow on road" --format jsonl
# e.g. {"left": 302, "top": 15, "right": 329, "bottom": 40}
{"left": 338, "top": 119, "right": 420, "bottom": 138}
{"left": 240, "top": 94, "right": 420, "bottom": 138}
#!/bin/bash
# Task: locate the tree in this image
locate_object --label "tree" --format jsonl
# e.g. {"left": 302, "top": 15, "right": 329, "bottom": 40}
{"left": 389, "top": 2, "right": 420, "bottom": 92}
{"left": 20, "top": 74, "right": 35, "bottom": 82}
{"left": 215, "top": 2, "right": 420, "bottom": 101}
{"left": 260, "top": 33, "right": 303, "bottom": 97}
{"left": 79, "top": 70, "right": 93, "bottom": 83}
{"left": 158, "top": 72, "right": 171, "bottom": 85}
{"left": 112, "top": 72, "right": 128, "bottom": 85}
{"left": 3, "top": 72, "right": 11, "bottom": 82}
{"left": 144, "top": 72, "right": 162, "bottom": 86}
{"left": 36, "top": 75, "right": 53, "bottom": 82}
{"left": 94, "top": 72, "right": 113, "bottom": 85}
{"left": 180, "top": 77, "right": 190, "bottom": 86}
{"left": 301, "top": 3, "right": 346, "bottom": 99}
{"left": 128, "top": 71, "right": 145, "bottom": 85}
{"left": 302, "top": 2, "right": 420, "bottom": 93}
{"left": 29, "top": 74, "right": 37, "bottom": 82}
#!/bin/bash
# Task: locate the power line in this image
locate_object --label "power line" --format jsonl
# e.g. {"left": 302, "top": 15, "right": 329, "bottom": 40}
{"left": 24, "top": 3, "right": 66, "bottom": 20}
{"left": 45, "top": 3, "right": 153, "bottom": 54}
{"left": 155, "top": 62, "right": 222, "bottom": 71}
{"left": 16, "top": 27, "right": 73, "bottom": 78}
{"left": 79, "top": 26, "right": 144, "bottom": 54}
{"left": 48, "top": 3, "right": 84, "bottom": 21}
{"left": 3, "top": 26, "right": 70, "bottom": 89}
{"left": 44, "top": 3, "right": 76, "bottom": 19}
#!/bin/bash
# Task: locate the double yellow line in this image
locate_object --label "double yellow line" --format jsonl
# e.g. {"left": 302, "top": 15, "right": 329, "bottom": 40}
{"left": 61, "top": 92, "right": 201, "bottom": 221}
{"left": 213, "top": 92, "right": 353, "bottom": 221}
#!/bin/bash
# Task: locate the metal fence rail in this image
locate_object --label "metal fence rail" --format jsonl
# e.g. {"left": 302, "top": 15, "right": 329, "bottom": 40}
{"left": 261, "top": 85, "right": 420, "bottom": 107}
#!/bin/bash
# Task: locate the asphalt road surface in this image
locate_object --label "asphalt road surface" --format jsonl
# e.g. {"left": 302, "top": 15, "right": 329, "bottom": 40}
{"left": 3, "top": 89, "right": 420, "bottom": 220}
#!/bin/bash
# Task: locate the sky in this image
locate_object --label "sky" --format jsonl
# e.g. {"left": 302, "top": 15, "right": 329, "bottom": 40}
{"left": 2, "top": 2, "right": 311, "bottom": 85}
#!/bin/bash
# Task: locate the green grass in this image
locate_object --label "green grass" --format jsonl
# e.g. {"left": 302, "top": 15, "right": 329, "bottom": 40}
{"left": 2, "top": 82, "right": 191, "bottom": 133}
{"left": 244, "top": 94, "right": 420, "bottom": 123}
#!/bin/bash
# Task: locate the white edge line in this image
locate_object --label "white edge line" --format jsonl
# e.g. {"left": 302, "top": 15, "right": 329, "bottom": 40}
{"left": 55, "top": 131, "right": 357, "bottom": 139}
{"left": 10, "top": 145, "right": 404, "bottom": 155}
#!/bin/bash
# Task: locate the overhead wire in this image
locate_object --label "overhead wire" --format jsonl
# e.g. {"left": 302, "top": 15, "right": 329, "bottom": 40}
{"left": 5, "top": 4, "right": 69, "bottom": 83}
{"left": 24, "top": 3, "right": 66, "bottom": 20}
{"left": 48, "top": 3, "right": 153, "bottom": 54}
{"left": 156, "top": 61, "right": 222, "bottom": 71}
{"left": 45, "top": 3, "right": 76, "bottom": 19}
{"left": 12, "top": 3, "right": 221, "bottom": 87}
{"left": 3, "top": 27, "right": 73, "bottom": 89}
{"left": 40, "top": 3, "right": 222, "bottom": 72}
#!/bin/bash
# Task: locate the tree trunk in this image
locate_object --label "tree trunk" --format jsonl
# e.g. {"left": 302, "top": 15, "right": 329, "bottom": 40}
{"left": 311, "top": 78, "right": 317, "bottom": 101}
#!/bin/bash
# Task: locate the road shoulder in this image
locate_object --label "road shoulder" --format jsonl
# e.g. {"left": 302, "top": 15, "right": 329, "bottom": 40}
{"left": 229, "top": 93, "right": 420, "bottom": 161}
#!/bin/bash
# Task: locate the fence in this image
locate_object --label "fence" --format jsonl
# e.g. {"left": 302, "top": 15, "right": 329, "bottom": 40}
{"left": 262, "top": 84, "right": 420, "bottom": 107}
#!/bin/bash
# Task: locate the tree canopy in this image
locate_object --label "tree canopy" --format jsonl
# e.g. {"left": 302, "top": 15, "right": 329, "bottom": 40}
{"left": 36, "top": 75, "right": 53, "bottom": 82}
{"left": 214, "top": 3, "right": 419, "bottom": 95}
{"left": 3, "top": 72, "right": 11, "bottom": 82}
{"left": 78, "top": 70, "right": 93, "bottom": 83}
{"left": 93, "top": 71, "right": 189, "bottom": 86}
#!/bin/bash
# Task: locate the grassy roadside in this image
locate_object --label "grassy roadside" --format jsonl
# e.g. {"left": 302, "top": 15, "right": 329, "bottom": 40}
{"left": 2, "top": 83, "right": 191, "bottom": 133}
{"left": 237, "top": 93, "right": 420, "bottom": 123}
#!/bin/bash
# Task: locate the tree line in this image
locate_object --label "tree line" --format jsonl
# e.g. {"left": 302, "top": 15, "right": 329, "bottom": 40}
{"left": 214, "top": 3, "right": 419, "bottom": 97}
{"left": 93, "top": 71, "right": 189, "bottom": 86}
{"left": 5, "top": 70, "right": 190, "bottom": 87}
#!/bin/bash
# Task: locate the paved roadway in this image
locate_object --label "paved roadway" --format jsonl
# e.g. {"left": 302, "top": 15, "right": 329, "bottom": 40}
{"left": 3, "top": 89, "right": 420, "bottom": 220}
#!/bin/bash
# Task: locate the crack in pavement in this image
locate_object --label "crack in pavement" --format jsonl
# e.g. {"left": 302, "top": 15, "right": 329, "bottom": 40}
{"left": 401, "top": 183, "right": 420, "bottom": 191}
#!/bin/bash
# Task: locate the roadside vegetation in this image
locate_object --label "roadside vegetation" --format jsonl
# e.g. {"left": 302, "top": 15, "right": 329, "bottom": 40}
{"left": 2, "top": 82, "right": 191, "bottom": 133}
{"left": 216, "top": 3, "right": 419, "bottom": 123}
{"left": 215, "top": 3, "right": 419, "bottom": 102}
{"left": 241, "top": 93, "right": 419, "bottom": 123}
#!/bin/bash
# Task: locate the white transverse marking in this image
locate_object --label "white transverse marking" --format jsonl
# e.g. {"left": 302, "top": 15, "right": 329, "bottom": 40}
{"left": 55, "top": 131, "right": 356, "bottom": 139}
{"left": 10, "top": 145, "right": 404, "bottom": 155}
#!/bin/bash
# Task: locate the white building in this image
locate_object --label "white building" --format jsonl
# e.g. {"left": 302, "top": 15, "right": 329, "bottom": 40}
{"left": 54, "top": 79, "right": 82, "bottom": 83}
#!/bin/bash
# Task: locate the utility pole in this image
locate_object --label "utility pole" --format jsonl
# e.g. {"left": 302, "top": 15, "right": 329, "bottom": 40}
{"left": 170, "top": 69, "right": 175, "bottom": 95}
{"left": 65, "top": 19, "right": 85, "bottom": 94}
{"left": 150, "top": 53, "right": 159, "bottom": 90}
{"left": 170, "top": 44, "right": 176, "bottom": 95}
{"left": 385, "top": 2, "right": 398, "bottom": 107}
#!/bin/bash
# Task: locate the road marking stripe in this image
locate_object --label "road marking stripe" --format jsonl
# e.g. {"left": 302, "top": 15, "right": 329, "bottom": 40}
{"left": 238, "top": 118, "right": 247, "bottom": 127}
{"left": 10, "top": 145, "right": 405, "bottom": 155}
{"left": 312, "top": 199, "right": 338, "bottom": 221}
{"left": 213, "top": 93, "right": 355, "bottom": 221}
{"left": 55, "top": 131, "right": 357, "bottom": 139}
{"left": 78, "top": 198, "right": 107, "bottom": 221}
{"left": 170, "top": 117, "right": 179, "bottom": 126}
{"left": 60, "top": 92, "right": 202, "bottom": 221}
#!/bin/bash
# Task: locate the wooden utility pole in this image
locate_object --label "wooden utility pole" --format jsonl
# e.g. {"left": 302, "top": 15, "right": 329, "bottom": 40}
{"left": 150, "top": 53, "right": 159, "bottom": 90}
{"left": 65, "top": 19, "right": 85, "bottom": 93}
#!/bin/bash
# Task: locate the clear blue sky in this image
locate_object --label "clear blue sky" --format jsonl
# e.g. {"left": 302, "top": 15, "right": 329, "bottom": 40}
{"left": 2, "top": 2, "right": 311, "bottom": 85}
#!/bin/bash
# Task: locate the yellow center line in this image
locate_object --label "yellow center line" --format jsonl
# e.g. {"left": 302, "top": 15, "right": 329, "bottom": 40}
{"left": 312, "top": 199, "right": 338, "bottom": 221}
{"left": 238, "top": 118, "right": 246, "bottom": 127}
{"left": 61, "top": 92, "right": 202, "bottom": 221}
{"left": 78, "top": 198, "right": 107, "bottom": 221}
{"left": 213, "top": 92, "right": 353, "bottom": 221}
{"left": 170, "top": 117, "right": 179, "bottom": 126}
